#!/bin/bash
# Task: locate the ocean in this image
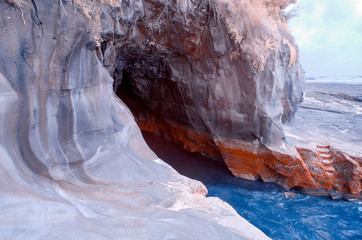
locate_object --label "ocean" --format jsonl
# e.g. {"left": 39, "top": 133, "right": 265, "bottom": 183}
{"left": 306, "top": 76, "right": 362, "bottom": 85}
{"left": 143, "top": 76, "right": 362, "bottom": 240}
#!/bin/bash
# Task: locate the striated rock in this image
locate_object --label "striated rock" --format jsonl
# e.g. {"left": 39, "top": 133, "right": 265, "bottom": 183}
{"left": 297, "top": 146, "right": 361, "bottom": 195}
{"left": 0, "top": 0, "right": 271, "bottom": 238}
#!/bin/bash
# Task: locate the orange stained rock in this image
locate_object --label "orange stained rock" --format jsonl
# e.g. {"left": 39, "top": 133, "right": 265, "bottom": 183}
{"left": 136, "top": 117, "right": 362, "bottom": 196}
{"left": 137, "top": 118, "right": 222, "bottom": 160}
{"left": 329, "top": 149, "right": 362, "bottom": 194}
{"left": 297, "top": 148, "right": 335, "bottom": 191}
{"left": 216, "top": 140, "right": 320, "bottom": 190}
{"left": 297, "top": 147, "right": 362, "bottom": 195}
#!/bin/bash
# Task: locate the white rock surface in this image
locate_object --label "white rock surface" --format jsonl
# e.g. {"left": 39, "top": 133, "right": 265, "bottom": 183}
{"left": 0, "top": 0, "right": 269, "bottom": 239}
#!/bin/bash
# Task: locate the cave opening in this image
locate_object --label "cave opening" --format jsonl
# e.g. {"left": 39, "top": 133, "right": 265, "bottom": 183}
{"left": 112, "top": 56, "right": 232, "bottom": 181}
{"left": 115, "top": 69, "right": 148, "bottom": 116}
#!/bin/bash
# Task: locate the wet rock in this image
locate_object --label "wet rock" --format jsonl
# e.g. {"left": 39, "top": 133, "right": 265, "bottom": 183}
{"left": 283, "top": 192, "right": 296, "bottom": 198}
{"left": 327, "top": 190, "right": 343, "bottom": 200}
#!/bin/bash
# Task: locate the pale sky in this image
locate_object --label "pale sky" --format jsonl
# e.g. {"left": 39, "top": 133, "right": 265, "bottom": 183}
{"left": 288, "top": 0, "right": 362, "bottom": 77}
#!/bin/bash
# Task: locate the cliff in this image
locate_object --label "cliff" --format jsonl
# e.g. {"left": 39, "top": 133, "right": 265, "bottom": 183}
{"left": 98, "top": 0, "right": 361, "bottom": 197}
{"left": 0, "top": 0, "right": 269, "bottom": 238}
{"left": 0, "top": 0, "right": 360, "bottom": 238}
{"left": 112, "top": 0, "right": 306, "bottom": 180}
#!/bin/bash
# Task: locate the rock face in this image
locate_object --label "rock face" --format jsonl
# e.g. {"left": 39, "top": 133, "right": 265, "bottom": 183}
{"left": 104, "top": 0, "right": 361, "bottom": 196}
{"left": 114, "top": 0, "right": 305, "bottom": 151}
{"left": 0, "top": 0, "right": 271, "bottom": 238}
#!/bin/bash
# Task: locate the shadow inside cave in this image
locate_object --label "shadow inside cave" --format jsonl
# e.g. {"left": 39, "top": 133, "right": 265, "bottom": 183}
{"left": 142, "top": 130, "right": 231, "bottom": 183}
{"left": 141, "top": 130, "right": 277, "bottom": 192}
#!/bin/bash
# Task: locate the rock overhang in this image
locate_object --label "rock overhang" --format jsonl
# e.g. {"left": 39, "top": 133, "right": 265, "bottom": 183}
{"left": 100, "top": 0, "right": 361, "bottom": 198}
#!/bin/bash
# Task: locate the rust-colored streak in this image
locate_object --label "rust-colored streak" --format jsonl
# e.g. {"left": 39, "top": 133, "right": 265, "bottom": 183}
{"left": 137, "top": 117, "right": 361, "bottom": 196}
{"left": 217, "top": 141, "right": 319, "bottom": 190}
{"left": 137, "top": 118, "right": 223, "bottom": 161}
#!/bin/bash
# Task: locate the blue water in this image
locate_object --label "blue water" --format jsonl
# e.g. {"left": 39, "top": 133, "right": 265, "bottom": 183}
{"left": 143, "top": 132, "right": 362, "bottom": 240}
{"left": 206, "top": 174, "right": 362, "bottom": 240}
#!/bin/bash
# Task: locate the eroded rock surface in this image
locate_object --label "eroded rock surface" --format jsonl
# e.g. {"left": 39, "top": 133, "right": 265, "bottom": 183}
{"left": 101, "top": 0, "right": 361, "bottom": 197}
{"left": 0, "top": 0, "right": 270, "bottom": 238}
